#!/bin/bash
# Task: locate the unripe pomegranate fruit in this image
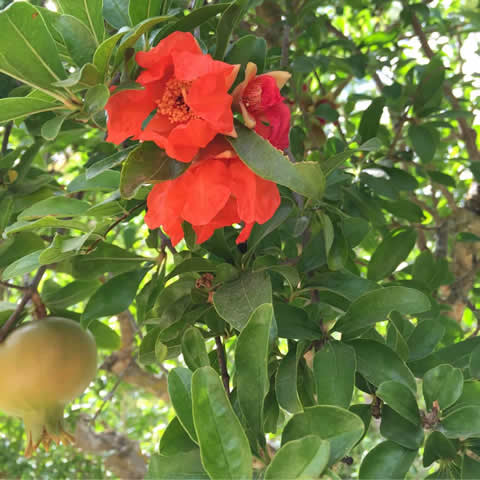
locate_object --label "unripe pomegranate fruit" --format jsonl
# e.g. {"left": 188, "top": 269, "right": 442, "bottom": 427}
{"left": 0, "top": 317, "right": 97, "bottom": 456}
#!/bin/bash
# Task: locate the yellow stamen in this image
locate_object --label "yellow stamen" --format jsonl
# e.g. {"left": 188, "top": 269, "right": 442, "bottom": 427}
{"left": 157, "top": 78, "right": 197, "bottom": 124}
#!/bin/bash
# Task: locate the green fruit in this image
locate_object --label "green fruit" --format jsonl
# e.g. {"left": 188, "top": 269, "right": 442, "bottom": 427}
{"left": 0, "top": 317, "right": 97, "bottom": 456}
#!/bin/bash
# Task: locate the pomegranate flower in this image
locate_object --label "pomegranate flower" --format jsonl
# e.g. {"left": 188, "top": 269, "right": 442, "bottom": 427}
{"left": 105, "top": 32, "right": 239, "bottom": 163}
{"left": 232, "top": 62, "right": 291, "bottom": 150}
{"left": 144, "top": 138, "right": 280, "bottom": 245}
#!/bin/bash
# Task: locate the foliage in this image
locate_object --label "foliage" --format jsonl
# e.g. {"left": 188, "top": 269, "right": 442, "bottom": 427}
{"left": 0, "top": 0, "right": 479, "bottom": 479}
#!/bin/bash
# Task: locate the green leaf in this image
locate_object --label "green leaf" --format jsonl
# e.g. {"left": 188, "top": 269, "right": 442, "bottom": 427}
{"left": 0, "top": 97, "right": 63, "bottom": 124}
{"left": 367, "top": 227, "right": 417, "bottom": 281}
{"left": 274, "top": 302, "right": 323, "bottom": 340}
{"left": 52, "top": 63, "right": 100, "bottom": 88}
{"left": 18, "top": 196, "right": 90, "bottom": 220}
{"left": 168, "top": 367, "right": 197, "bottom": 442}
{"left": 93, "top": 31, "right": 126, "bottom": 81}
{"left": 56, "top": 0, "right": 104, "bottom": 45}
{"left": 67, "top": 170, "right": 121, "bottom": 192}
{"left": 81, "top": 269, "right": 148, "bottom": 326}
{"left": 182, "top": 328, "right": 210, "bottom": 371}
{"left": 462, "top": 454, "right": 480, "bottom": 479}
{"left": 282, "top": 406, "right": 364, "bottom": 465}
{"left": 166, "top": 257, "right": 216, "bottom": 281}
{"left": 442, "top": 406, "right": 480, "bottom": 439}
{"left": 103, "top": 0, "right": 130, "bottom": 29}
{"left": 2, "top": 250, "right": 41, "bottom": 280}
{"left": 408, "top": 124, "right": 438, "bottom": 163}
{"left": 407, "top": 320, "right": 445, "bottom": 361}
{"left": 215, "top": 0, "right": 249, "bottom": 60}
{"left": 225, "top": 35, "right": 267, "bottom": 74}
{"left": 129, "top": 0, "right": 162, "bottom": 25}
{"left": 192, "top": 366, "right": 252, "bottom": 480}
{"left": 138, "top": 326, "right": 160, "bottom": 364}
{"left": 55, "top": 14, "right": 97, "bottom": 67}
{"left": 313, "top": 341, "right": 356, "bottom": 409}
{"left": 43, "top": 280, "right": 100, "bottom": 310}
{"left": 41, "top": 114, "right": 69, "bottom": 140}
{"left": 0, "top": 2, "right": 67, "bottom": 94}
{"left": 264, "top": 436, "right": 330, "bottom": 480}
{"left": 423, "top": 364, "right": 464, "bottom": 410}
{"left": 227, "top": 123, "right": 325, "bottom": 200}
{"left": 335, "top": 287, "right": 430, "bottom": 336}
{"left": 380, "top": 406, "right": 424, "bottom": 449}
{"left": 88, "top": 321, "right": 121, "bottom": 350}
{"left": 359, "top": 441, "right": 417, "bottom": 479}
{"left": 423, "top": 431, "right": 457, "bottom": 467}
{"left": 84, "top": 84, "right": 110, "bottom": 114}
{"left": 414, "top": 56, "right": 445, "bottom": 114}
{"left": 275, "top": 343, "right": 303, "bottom": 413}
{"left": 213, "top": 271, "right": 272, "bottom": 331}
{"left": 358, "top": 97, "right": 385, "bottom": 143}
{"left": 86, "top": 146, "right": 136, "bottom": 179}
{"left": 147, "top": 451, "right": 208, "bottom": 479}
{"left": 376, "top": 381, "right": 420, "bottom": 426}
{"left": 235, "top": 303, "right": 273, "bottom": 435}
{"left": 160, "top": 417, "right": 197, "bottom": 457}
{"left": 120, "top": 142, "right": 187, "bottom": 199}
{"left": 349, "top": 340, "right": 417, "bottom": 393}
{"left": 154, "top": 4, "right": 229, "bottom": 42}
{"left": 470, "top": 345, "right": 480, "bottom": 380}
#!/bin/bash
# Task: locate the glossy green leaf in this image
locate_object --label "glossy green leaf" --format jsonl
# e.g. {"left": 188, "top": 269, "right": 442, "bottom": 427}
{"left": 274, "top": 302, "right": 323, "bottom": 340}
{"left": 228, "top": 123, "right": 325, "bottom": 200}
{"left": 380, "top": 406, "right": 424, "bottom": 449}
{"left": 138, "top": 326, "right": 161, "bottom": 364}
{"left": 129, "top": 0, "right": 162, "bottom": 25}
{"left": 159, "top": 417, "right": 197, "bottom": 457}
{"left": 2, "top": 250, "right": 41, "bottom": 280}
{"left": 168, "top": 367, "right": 197, "bottom": 442}
{"left": 192, "top": 366, "right": 252, "bottom": 480}
{"left": 349, "top": 340, "right": 417, "bottom": 393}
{"left": 165, "top": 257, "right": 216, "bottom": 281}
{"left": 56, "top": 0, "right": 104, "bottom": 45}
{"left": 407, "top": 320, "right": 445, "bottom": 361}
{"left": 182, "top": 328, "right": 210, "bottom": 371}
{"left": 367, "top": 227, "right": 417, "bottom": 280}
{"left": 275, "top": 343, "right": 303, "bottom": 414}
{"left": 358, "top": 97, "right": 385, "bottom": 143}
{"left": 442, "top": 406, "right": 480, "bottom": 439}
{"left": 93, "top": 31, "right": 126, "bottom": 81}
{"left": 215, "top": 0, "right": 249, "bottom": 60}
{"left": 85, "top": 84, "right": 110, "bottom": 114}
{"left": 213, "top": 271, "right": 272, "bottom": 331}
{"left": 335, "top": 287, "right": 430, "bottom": 336}
{"left": 103, "top": 0, "right": 130, "bottom": 29}
{"left": 461, "top": 453, "right": 480, "bottom": 479}
{"left": 86, "top": 147, "right": 136, "bottom": 179}
{"left": 264, "top": 436, "right": 330, "bottom": 480}
{"left": 55, "top": 15, "right": 97, "bottom": 66}
{"left": 235, "top": 303, "right": 273, "bottom": 435}
{"left": 147, "top": 451, "right": 208, "bottom": 479}
{"left": 67, "top": 171, "right": 121, "bottom": 192}
{"left": 88, "top": 321, "right": 121, "bottom": 350}
{"left": 423, "top": 431, "right": 457, "bottom": 467}
{"left": 470, "top": 344, "right": 480, "bottom": 380}
{"left": 414, "top": 56, "right": 445, "bottom": 114}
{"left": 120, "top": 142, "right": 187, "bottom": 199}
{"left": 0, "top": 2, "right": 66, "bottom": 93}
{"left": 18, "top": 197, "right": 90, "bottom": 220}
{"left": 43, "top": 280, "right": 100, "bottom": 311}
{"left": 81, "top": 269, "right": 148, "bottom": 326}
{"left": 359, "top": 441, "right": 417, "bottom": 479}
{"left": 41, "top": 114, "right": 69, "bottom": 140}
{"left": 313, "top": 341, "right": 356, "bottom": 409}
{"left": 281, "top": 406, "right": 364, "bottom": 465}
{"left": 376, "top": 381, "right": 420, "bottom": 426}
{"left": 423, "top": 365, "right": 464, "bottom": 410}
{"left": 225, "top": 35, "right": 267, "bottom": 74}
{"left": 0, "top": 97, "right": 63, "bottom": 124}
{"left": 408, "top": 124, "right": 438, "bottom": 163}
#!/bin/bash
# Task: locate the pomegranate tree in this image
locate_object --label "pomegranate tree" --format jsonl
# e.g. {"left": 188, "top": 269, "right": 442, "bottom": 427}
{"left": 0, "top": 317, "right": 97, "bottom": 456}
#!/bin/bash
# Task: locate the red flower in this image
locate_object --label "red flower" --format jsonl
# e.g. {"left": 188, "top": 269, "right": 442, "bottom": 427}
{"left": 144, "top": 138, "right": 280, "bottom": 245}
{"left": 105, "top": 32, "right": 239, "bottom": 163}
{"left": 232, "top": 62, "right": 291, "bottom": 150}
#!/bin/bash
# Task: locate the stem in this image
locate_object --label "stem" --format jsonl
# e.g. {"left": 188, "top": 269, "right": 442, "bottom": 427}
{"left": 1, "top": 121, "right": 13, "bottom": 155}
{"left": 0, "top": 265, "right": 47, "bottom": 343}
{"left": 215, "top": 336, "right": 230, "bottom": 394}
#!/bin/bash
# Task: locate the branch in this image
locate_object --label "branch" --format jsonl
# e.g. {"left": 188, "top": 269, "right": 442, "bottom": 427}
{"left": 1, "top": 121, "right": 13, "bottom": 156}
{"left": 409, "top": 12, "right": 480, "bottom": 162}
{"left": 0, "top": 266, "right": 47, "bottom": 343}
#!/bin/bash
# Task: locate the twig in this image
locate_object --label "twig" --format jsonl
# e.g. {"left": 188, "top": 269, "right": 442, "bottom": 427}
{"left": 1, "top": 121, "right": 13, "bottom": 156}
{"left": 92, "top": 368, "right": 128, "bottom": 422}
{"left": 158, "top": 228, "right": 177, "bottom": 255}
{"left": 0, "top": 281, "right": 29, "bottom": 291}
{"left": 86, "top": 201, "right": 146, "bottom": 254}
{"left": 0, "top": 265, "right": 47, "bottom": 342}
{"left": 215, "top": 336, "right": 230, "bottom": 394}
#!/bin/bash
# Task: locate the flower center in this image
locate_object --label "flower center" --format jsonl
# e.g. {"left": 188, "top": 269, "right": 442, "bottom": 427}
{"left": 243, "top": 78, "right": 263, "bottom": 113}
{"left": 157, "top": 78, "right": 195, "bottom": 124}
